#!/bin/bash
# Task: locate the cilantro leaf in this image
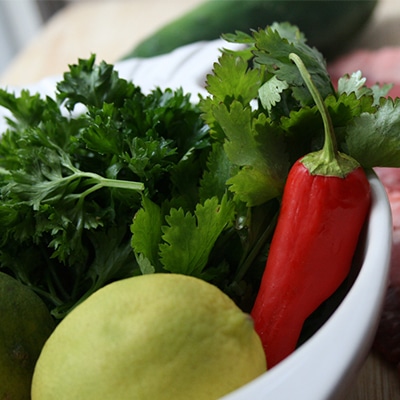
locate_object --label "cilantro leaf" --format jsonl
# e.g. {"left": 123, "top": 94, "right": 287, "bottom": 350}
{"left": 337, "top": 71, "right": 392, "bottom": 105}
{"left": 345, "top": 98, "right": 400, "bottom": 167}
{"left": 205, "top": 52, "right": 261, "bottom": 104}
{"left": 252, "top": 23, "right": 333, "bottom": 106}
{"left": 210, "top": 101, "right": 288, "bottom": 206}
{"left": 276, "top": 90, "right": 377, "bottom": 165}
{"left": 159, "top": 195, "right": 235, "bottom": 277}
{"left": 199, "top": 142, "right": 235, "bottom": 202}
{"left": 221, "top": 30, "right": 255, "bottom": 46}
{"left": 130, "top": 196, "right": 163, "bottom": 273}
{"left": 337, "top": 71, "right": 369, "bottom": 97}
{"left": 326, "top": 93, "right": 376, "bottom": 125}
{"left": 201, "top": 51, "right": 262, "bottom": 140}
{"left": 258, "top": 76, "right": 289, "bottom": 112}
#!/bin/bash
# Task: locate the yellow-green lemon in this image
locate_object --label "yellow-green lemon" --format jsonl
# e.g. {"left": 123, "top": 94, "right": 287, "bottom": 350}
{"left": 0, "top": 272, "right": 55, "bottom": 399}
{"left": 32, "top": 273, "right": 266, "bottom": 399}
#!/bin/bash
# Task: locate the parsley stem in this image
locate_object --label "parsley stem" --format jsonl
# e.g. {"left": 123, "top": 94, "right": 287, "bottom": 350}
{"left": 75, "top": 174, "right": 144, "bottom": 205}
{"left": 64, "top": 159, "right": 145, "bottom": 194}
{"left": 93, "top": 176, "right": 145, "bottom": 192}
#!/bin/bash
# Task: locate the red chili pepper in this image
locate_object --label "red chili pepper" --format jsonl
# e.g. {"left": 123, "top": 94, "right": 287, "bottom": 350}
{"left": 251, "top": 53, "right": 371, "bottom": 368}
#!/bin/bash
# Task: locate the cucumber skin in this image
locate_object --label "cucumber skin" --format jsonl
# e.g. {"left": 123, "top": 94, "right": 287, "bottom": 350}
{"left": 124, "top": 0, "right": 378, "bottom": 60}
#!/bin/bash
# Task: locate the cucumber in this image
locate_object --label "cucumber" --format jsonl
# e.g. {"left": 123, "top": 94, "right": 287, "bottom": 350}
{"left": 123, "top": 0, "right": 378, "bottom": 60}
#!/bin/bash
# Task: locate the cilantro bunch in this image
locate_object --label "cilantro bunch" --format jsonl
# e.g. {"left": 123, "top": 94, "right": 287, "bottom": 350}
{"left": 1, "top": 23, "right": 400, "bottom": 320}
{"left": 201, "top": 22, "right": 400, "bottom": 208}
{"left": 130, "top": 23, "right": 400, "bottom": 316}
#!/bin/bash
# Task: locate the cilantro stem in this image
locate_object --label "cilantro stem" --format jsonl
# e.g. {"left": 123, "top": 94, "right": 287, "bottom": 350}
{"left": 234, "top": 210, "right": 278, "bottom": 283}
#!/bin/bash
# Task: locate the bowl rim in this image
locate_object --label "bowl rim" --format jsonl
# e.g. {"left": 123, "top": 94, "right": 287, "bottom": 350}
{"left": 221, "top": 170, "right": 392, "bottom": 400}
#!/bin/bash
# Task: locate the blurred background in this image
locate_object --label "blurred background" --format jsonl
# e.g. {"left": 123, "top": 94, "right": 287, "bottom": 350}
{"left": 0, "top": 0, "right": 206, "bottom": 86}
{"left": 1, "top": 0, "right": 398, "bottom": 88}
{"left": 0, "top": 1, "right": 68, "bottom": 76}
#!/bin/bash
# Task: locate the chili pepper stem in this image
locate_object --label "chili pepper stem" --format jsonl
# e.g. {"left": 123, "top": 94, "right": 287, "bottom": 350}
{"left": 289, "top": 53, "right": 359, "bottom": 177}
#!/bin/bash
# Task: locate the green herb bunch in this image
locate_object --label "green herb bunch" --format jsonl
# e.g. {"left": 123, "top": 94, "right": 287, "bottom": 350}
{"left": 0, "top": 55, "right": 214, "bottom": 318}
{"left": 1, "top": 23, "right": 399, "bottom": 320}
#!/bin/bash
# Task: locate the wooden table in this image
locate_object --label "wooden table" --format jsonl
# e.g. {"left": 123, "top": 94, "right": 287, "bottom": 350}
{"left": 2, "top": 0, "right": 400, "bottom": 398}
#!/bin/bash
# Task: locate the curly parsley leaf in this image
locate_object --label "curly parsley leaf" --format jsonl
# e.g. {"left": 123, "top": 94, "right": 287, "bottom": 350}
{"left": 0, "top": 89, "right": 49, "bottom": 129}
{"left": 56, "top": 54, "right": 135, "bottom": 110}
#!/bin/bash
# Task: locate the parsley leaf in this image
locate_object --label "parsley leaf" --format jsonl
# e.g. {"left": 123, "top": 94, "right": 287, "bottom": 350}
{"left": 56, "top": 54, "right": 134, "bottom": 110}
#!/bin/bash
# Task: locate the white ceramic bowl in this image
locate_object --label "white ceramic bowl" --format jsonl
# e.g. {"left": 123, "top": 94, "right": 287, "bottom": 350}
{"left": 0, "top": 39, "right": 393, "bottom": 400}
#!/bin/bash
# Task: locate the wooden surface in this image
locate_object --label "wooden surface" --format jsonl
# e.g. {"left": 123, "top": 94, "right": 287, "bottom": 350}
{"left": 1, "top": 0, "right": 400, "bottom": 398}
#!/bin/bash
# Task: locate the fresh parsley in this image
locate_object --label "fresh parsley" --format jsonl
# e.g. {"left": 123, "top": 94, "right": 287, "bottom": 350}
{"left": 0, "top": 56, "right": 212, "bottom": 318}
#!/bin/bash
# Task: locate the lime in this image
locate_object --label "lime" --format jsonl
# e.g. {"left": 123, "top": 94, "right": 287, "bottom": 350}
{"left": 0, "top": 272, "right": 55, "bottom": 399}
{"left": 32, "top": 273, "right": 266, "bottom": 399}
